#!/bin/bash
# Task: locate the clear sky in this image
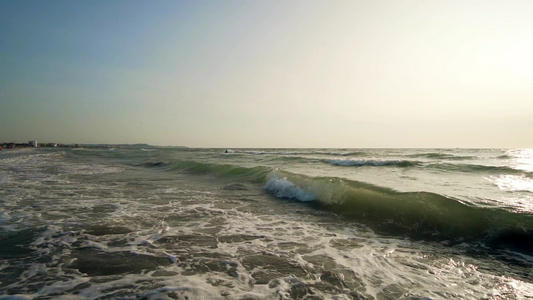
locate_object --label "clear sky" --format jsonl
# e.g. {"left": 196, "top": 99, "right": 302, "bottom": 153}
{"left": 1, "top": 0, "right": 532, "bottom": 148}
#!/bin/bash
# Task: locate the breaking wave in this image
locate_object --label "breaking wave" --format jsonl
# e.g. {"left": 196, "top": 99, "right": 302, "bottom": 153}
{"left": 143, "top": 159, "right": 533, "bottom": 252}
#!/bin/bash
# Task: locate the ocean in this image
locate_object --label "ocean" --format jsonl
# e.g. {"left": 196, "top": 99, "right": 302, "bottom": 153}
{"left": 0, "top": 147, "right": 532, "bottom": 299}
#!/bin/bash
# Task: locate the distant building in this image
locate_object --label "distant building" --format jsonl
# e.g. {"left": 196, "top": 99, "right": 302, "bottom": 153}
{"left": 29, "top": 140, "right": 38, "bottom": 147}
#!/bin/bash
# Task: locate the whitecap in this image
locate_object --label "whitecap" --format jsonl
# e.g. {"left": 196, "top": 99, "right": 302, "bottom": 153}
{"left": 263, "top": 174, "right": 315, "bottom": 202}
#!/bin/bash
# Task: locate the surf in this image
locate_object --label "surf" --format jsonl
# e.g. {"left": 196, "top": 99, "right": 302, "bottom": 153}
{"left": 144, "top": 158, "right": 533, "bottom": 252}
{"left": 268, "top": 172, "right": 533, "bottom": 253}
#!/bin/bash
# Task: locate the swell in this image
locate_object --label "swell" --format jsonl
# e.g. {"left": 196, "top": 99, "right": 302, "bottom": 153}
{"left": 426, "top": 163, "right": 533, "bottom": 177}
{"left": 325, "top": 158, "right": 533, "bottom": 177}
{"left": 141, "top": 159, "right": 533, "bottom": 252}
{"left": 227, "top": 149, "right": 365, "bottom": 157}
{"left": 406, "top": 152, "right": 478, "bottom": 160}
{"left": 264, "top": 170, "right": 533, "bottom": 251}
{"left": 144, "top": 159, "right": 271, "bottom": 184}
{"left": 224, "top": 151, "right": 532, "bottom": 177}
{"left": 326, "top": 159, "right": 419, "bottom": 167}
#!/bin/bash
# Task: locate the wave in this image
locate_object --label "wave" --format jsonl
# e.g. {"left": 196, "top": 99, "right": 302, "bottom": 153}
{"left": 325, "top": 157, "right": 533, "bottom": 176}
{"left": 318, "top": 151, "right": 365, "bottom": 156}
{"left": 226, "top": 150, "right": 310, "bottom": 156}
{"left": 327, "top": 159, "right": 418, "bottom": 167}
{"left": 407, "top": 152, "right": 477, "bottom": 160}
{"left": 143, "top": 161, "right": 166, "bottom": 167}
{"left": 141, "top": 159, "right": 533, "bottom": 252}
{"left": 264, "top": 174, "right": 316, "bottom": 201}
{"left": 427, "top": 163, "right": 533, "bottom": 177}
{"left": 323, "top": 159, "right": 531, "bottom": 178}
{"left": 225, "top": 149, "right": 365, "bottom": 157}
{"left": 152, "top": 159, "right": 271, "bottom": 183}
{"left": 1, "top": 150, "right": 66, "bottom": 163}
{"left": 263, "top": 170, "right": 533, "bottom": 252}
{"left": 223, "top": 151, "right": 530, "bottom": 176}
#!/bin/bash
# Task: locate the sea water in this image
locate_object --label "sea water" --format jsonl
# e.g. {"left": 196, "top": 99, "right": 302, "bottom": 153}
{"left": 0, "top": 147, "right": 532, "bottom": 299}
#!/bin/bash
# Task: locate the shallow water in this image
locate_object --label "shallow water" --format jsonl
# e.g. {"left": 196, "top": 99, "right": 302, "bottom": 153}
{"left": 0, "top": 147, "right": 532, "bottom": 299}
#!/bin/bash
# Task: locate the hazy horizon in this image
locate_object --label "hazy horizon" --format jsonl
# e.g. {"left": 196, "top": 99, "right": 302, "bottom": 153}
{"left": 0, "top": 141, "right": 529, "bottom": 150}
{"left": 2, "top": 1, "right": 532, "bottom": 148}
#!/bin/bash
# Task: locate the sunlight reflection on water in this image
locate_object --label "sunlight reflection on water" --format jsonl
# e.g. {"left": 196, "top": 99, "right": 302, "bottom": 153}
{"left": 487, "top": 150, "right": 533, "bottom": 212}
{"left": 494, "top": 175, "right": 533, "bottom": 193}
{"left": 507, "top": 149, "right": 533, "bottom": 172}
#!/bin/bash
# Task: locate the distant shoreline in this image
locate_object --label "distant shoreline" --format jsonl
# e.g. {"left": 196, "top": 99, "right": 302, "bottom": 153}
{"left": 0, "top": 142, "right": 187, "bottom": 150}
{"left": 1, "top": 142, "right": 77, "bottom": 149}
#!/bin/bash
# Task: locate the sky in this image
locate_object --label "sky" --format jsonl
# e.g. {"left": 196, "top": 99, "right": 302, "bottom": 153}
{"left": 1, "top": 0, "right": 532, "bottom": 148}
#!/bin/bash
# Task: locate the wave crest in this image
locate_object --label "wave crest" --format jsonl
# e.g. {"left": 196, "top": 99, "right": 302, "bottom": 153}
{"left": 141, "top": 159, "right": 533, "bottom": 252}
{"left": 261, "top": 170, "right": 532, "bottom": 251}
{"left": 264, "top": 173, "right": 316, "bottom": 202}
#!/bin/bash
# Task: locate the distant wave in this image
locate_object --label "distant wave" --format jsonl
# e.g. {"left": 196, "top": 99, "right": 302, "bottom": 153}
{"left": 326, "top": 159, "right": 417, "bottom": 167}
{"left": 407, "top": 152, "right": 478, "bottom": 160}
{"left": 426, "top": 163, "right": 533, "bottom": 177}
{"left": 140, "top": 158, "right": 533, "bottom": 252}
{"left": 316, "top": 151, "right": 365, "bottom": 156}
{"left": 326, "top": 158, "right": 533, "bottom": 176}
{"left": 225, "top": 150, "right": 365, "bottom": 157}
{"left": 227, "top": 150, "right": 309, "bottom": 156}
{"left": 154, "top": 159, "right": 271, "bottom": 183}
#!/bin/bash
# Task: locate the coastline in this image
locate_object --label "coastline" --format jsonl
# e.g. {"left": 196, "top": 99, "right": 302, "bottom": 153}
{"left": 0, "top": 142, "right": 156, "bottom": 150}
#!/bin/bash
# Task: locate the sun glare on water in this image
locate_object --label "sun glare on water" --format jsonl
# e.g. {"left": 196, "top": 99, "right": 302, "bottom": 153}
{"left": 487, "top": 149, "right": 533, "bottom": 212}
{"left": 509, "top": 149, "right": 533, "bottom": 173}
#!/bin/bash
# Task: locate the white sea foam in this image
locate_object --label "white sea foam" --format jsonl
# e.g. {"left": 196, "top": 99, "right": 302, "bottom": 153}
{"left": 263, "top": 174, "right": 315, "bottom": 202}
{"left": 1, "top": 148, "right": 532, "bottom": 299}
{"left": 164, "top": 252, "right": 178, "bottom": 263}
{"left": 22, "top": 263, "right": 47, "bottom": 280}
{"left": 37, "top": 278, "right": 90, "bottom": 298}
{"left": 0, "top": 295, "right": 33, "bottom": 300}
{"left": 81, "top": 240, "right": 107, "bottom": 250}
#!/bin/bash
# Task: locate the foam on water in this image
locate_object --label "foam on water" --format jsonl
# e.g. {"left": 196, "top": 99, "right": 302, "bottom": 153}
{"left": 263, "top": 172, "right": 316, "bottom": 202}
{"left": 1, "top": 148, "right": 532, "bottom": 299}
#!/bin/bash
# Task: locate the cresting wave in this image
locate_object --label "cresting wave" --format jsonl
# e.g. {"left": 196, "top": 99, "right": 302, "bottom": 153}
{"left": 144, "top": 159, "right": 533, "bottom": 252}
{"left": 270, "top": 173, "right": 532, "bottom": 248}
